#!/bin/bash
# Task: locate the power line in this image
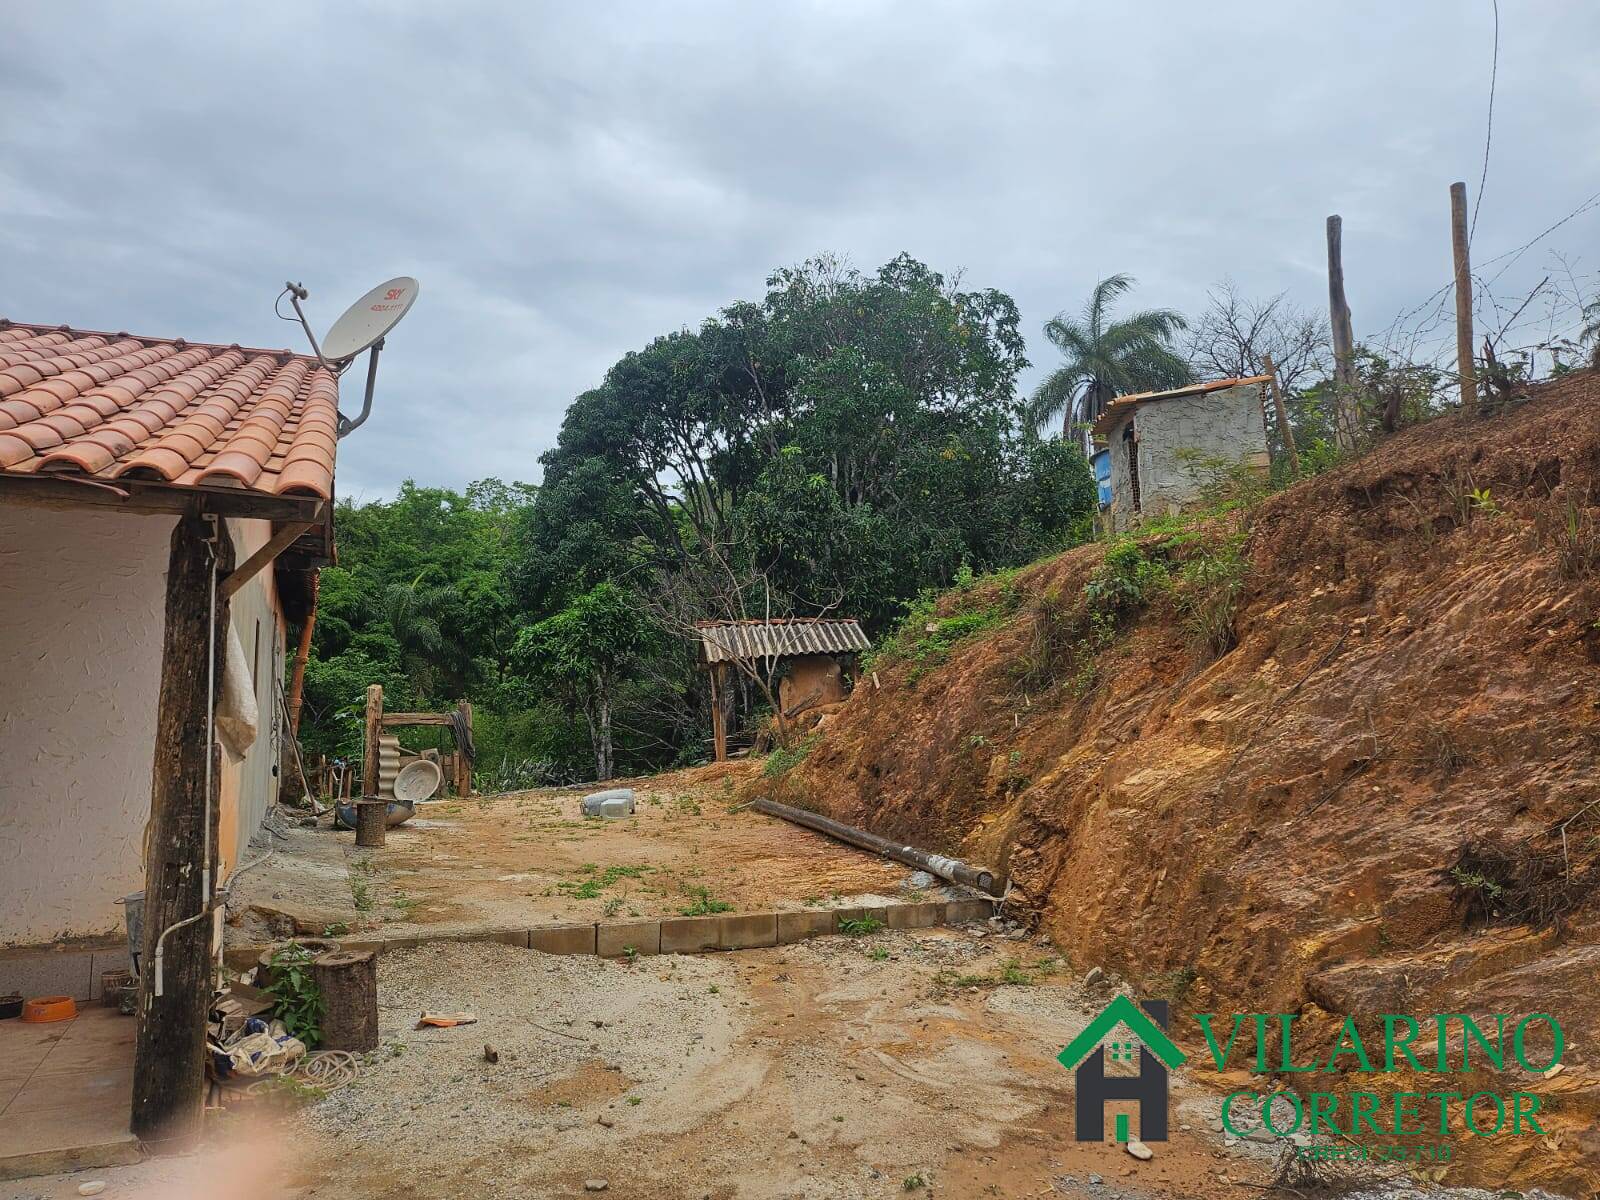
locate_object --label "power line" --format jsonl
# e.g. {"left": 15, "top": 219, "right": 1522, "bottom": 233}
{"left": 1469, "top": 0, "right": 1499, "bottom": 245}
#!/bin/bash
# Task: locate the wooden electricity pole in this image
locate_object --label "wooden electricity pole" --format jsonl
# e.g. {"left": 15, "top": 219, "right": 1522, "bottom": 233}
{"left": 133, "top": 514, "right": 234, "bottom": 1145}
{"left": 1450, "top": 181, "right": 1479, "bottom": 414}
{"left": 1325, "top": 215, "right": 1358, "bottom": 451}
{"left": 1261, "top": 352, "right": 1300, "bottom": 478}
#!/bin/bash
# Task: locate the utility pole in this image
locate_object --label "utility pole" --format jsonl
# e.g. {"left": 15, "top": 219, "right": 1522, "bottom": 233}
{"left": 1450, "top": 182, "right": 1479, "bottom": 414}
{"left": 1325, "top": 215, "right": 1358, "bottom": 451}
{"left": 1261, "top": 352, "right": 1300, "bottom": 478}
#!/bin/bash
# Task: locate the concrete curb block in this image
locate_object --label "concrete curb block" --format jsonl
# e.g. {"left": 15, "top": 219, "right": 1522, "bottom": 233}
{"left": 717, "top": 912, "right": 777, "bottom": 950}
{"left": 660, "top": 916, "right": 720, "bottom": 954}
{"left": 597, "top": 920, "right": 661, "bottom": 958}
{"left": 225, "top": 897, "right": 997, "bottom": 969}
{"left": 776, "top": 910, "right": 835, "bottom": 944}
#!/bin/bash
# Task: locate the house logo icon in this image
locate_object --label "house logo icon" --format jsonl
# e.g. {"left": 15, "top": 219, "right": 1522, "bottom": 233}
{"left": 1057, "top": 995, "right": 1187, "bottom": 1143}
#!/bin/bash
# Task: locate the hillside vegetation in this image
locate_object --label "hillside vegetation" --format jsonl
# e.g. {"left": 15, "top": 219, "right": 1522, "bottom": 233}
{"left": 752, "top": 371, "right": 1600, "bottom": 1191}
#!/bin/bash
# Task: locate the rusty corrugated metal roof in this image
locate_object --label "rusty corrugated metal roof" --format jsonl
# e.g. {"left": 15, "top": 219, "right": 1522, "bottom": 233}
{"left": 1092, "top": 375, "right": 1270, "bottom": 438}
{"left": 695, "top": 618, "right": 871, "bottom": 664}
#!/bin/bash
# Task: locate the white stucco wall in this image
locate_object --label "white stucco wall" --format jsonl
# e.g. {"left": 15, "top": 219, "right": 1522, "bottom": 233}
{"left": 219, "top": 517, "right": 285, "bottom": 877}
{"left": 1105, "top": 384, "right": 1270, "bottom": 532}
{"left": 0, "top": 507, "right": 287, "bottom": 947}
{"left": 0, "top": 507, "right": 175, "bottom": 945}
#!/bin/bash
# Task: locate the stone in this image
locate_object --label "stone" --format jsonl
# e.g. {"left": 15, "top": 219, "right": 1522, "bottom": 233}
{"left": 1125, "top": 1139, "right": 1153, "bottom": 1161}
{"left": 597, "top": 1116, "right": 614, "bottom": 1128}
{"left": 1084, "top": 967, "right": 1104, "bottom": 986}
{"left": 1087, "top": 1174, "right": 1103, "bottom": 1186}
{"left": 78, "top": 1185, "right": 107, "bottom": 1197}
{"left": 584, "top": 1180, "right": 609, "bottom": 1192}
{"left": 904, "top": 870, "right": 936, "bottom": 889}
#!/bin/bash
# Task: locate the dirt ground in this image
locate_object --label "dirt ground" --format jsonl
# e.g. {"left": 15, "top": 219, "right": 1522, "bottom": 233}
{"left": 12, "top": 934, "right": 1569, "bottom": 1200}
{"left": 762, "top": 375, "right": 1600, "bottom": 1192}
{"left": 228, "top": 765, "right": 912, "bottom": 942}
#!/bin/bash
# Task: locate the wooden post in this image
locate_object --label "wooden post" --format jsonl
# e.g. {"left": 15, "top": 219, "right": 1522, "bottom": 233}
{"left": 362, "top": 684, "right": 382, "bottom": 794}
{"left": 455, "top": 699, "right": 473, "bottom": 798}
{"left": 1261, "top": 352, "right": 1300, "bottom": 478}
{"left": 1450, "top": 181, "right": 1479, "bottom": 414}
{"left": 1326, "top": 214, "right": 1358, "bottom": 451}
{"left": 133, "top": 514, "right": 234, "bottom": 1145}
{"left": 709, "top": 663, "right": 728, "bottom": 762}
{"left": 286, "top": 571, "right": 319, "bottom": 736}
{"left": 357, "top": 684, "right": 385, "bottom": 847}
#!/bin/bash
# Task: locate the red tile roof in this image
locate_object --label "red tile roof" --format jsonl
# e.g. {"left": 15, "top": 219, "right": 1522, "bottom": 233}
{"left": 0, "top": 320, "right": 339, "bottom": 500}
{"left": 1092, "top": 375, "right": 1271, "bottom": 438}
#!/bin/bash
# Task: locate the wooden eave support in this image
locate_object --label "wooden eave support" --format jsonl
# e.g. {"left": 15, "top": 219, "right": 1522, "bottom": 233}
{"left": 0, "top": 473, "right": 325, "bottom": 523}
{"left": 220, "top": 519, "right": 317, "bottom": 599}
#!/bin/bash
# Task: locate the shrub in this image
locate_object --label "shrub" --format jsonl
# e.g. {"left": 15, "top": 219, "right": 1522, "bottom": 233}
{"left": 1083, "top": 542, "right": 1167, "bottom": 619}
{"left": 1171, "top": 536, "right": 1246, "bottom": 658}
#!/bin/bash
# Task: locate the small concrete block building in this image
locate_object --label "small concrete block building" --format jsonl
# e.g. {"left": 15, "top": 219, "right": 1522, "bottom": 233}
{"left": 1093, "top": 376, "right": 1271, "bottom": 533}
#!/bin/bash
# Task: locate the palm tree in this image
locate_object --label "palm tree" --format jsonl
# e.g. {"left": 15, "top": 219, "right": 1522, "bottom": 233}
{"left": 1030, "top": 274, "right": 1192, "bottom": 445}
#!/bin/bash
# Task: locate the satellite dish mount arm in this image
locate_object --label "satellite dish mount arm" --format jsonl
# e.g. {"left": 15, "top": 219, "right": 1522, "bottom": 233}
{"left": 337, "top": 339, "right": 383, "bottom": 439}
{"left": 285, "top": 281, "right": 335, "bottom": 369}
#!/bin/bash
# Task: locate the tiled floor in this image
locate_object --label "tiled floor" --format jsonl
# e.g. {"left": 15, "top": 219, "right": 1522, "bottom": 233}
{"left": 0, "top": 1007, "right": 139, "bottom": 1180}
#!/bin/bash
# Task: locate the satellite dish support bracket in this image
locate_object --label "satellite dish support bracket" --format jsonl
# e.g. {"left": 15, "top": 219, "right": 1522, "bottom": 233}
{"left": 336, "top": 339, "right": 383, "bottom": 439}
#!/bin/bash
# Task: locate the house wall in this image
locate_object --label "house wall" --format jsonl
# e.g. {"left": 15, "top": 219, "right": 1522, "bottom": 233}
{"left": 0, "top": 507, "right": 285, "bottom": 948}
{"left": 216, "top": 517, "right": 285, "bottom": 879}
{"left": 1105, "top": 384, "right": 1269, "bottom": 533}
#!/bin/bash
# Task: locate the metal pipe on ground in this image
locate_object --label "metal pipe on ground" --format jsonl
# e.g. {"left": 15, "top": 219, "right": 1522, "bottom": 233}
{"left": 749, "top": 797, "right": 1003, "bottom": 896}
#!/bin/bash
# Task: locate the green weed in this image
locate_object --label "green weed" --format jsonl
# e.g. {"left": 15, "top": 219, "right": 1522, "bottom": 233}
{"left": 838, "top": 916, "right": 884, "bottom": 937}
{"left": 679, "top": 886, "right": 733, "bottom": 916}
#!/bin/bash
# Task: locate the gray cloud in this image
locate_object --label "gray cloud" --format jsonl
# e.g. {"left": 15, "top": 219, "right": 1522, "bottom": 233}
{"left": 3, "top": 0, "right": 1596, "bottom": 499}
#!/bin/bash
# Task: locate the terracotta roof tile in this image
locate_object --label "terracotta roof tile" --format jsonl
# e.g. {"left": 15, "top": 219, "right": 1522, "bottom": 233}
{"left": 0, "top": 320, "right": 340, "bottom": 500}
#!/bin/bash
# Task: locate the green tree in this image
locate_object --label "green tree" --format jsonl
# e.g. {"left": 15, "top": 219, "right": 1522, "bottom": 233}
{"left": 513, "top": 582, "right": 656, "bottom": 780}
{"left": 1029, "top": 273, "right": 1191, "bottom": 442}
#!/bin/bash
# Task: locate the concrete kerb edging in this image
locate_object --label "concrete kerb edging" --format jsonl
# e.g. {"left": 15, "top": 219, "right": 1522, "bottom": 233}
{"left": 224, "top": 897, "right": 997, "bottom": 971}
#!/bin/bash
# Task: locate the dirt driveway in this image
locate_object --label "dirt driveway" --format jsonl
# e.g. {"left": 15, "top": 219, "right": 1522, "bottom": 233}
{"left": 280, "top": 933, "right": 1274, "bottom": 1200}
{"left": 229, "top": 766, "right": 913, "bottom": 942}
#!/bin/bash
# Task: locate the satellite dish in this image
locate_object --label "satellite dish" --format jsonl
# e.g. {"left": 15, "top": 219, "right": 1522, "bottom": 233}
{"left": 280, "top": 275, "right": 421, "bottom": 438}
{"left": 321, "top": 276, "right": 421, "bottom": 362}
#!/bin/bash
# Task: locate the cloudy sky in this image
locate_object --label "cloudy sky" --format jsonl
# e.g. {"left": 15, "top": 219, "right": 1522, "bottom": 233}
{"left": 3, "top": 1, "right": 1596, "bottom": 499}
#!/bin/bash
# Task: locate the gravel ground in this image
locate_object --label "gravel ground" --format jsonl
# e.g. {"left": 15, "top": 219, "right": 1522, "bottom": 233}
{"left": 3, "top": 932, "right": 1575, "bottom": 1200}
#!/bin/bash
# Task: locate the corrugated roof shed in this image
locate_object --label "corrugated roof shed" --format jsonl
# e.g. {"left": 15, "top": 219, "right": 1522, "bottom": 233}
{"left": 696, "top": 618, "right": 870, "bottom": 664}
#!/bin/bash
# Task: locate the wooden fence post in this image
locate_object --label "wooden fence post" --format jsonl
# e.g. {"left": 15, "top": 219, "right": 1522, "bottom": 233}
{"left": 1450, "top": 181, "right": 1479, "bottom": 414}
{"left": 132, "top": 514, "right": 234, "bottom": 1144}
{"left": 1261, "top": 352, "right": 1300, "bottom": 478}
{"left": 452, "top": 700, "right": 472, "bottom": 798}
{"left": 356, "top": 684, "right": 385, "bottom": 847}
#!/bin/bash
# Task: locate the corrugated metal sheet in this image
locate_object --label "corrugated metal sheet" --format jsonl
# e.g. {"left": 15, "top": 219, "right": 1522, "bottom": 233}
{"left": 696, "top": 618, "right": 870, "bottom": 664}
{"left": 1092, "top": 375, "right": 1271, "bottom": 438}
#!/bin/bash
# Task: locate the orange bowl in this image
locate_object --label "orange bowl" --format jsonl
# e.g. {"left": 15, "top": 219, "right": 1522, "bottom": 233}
{"left": 21, "top": 995, "right": 77, "bottom": 1023}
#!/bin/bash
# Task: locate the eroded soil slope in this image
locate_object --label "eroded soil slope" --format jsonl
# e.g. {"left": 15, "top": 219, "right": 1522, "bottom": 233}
{"left": 757, "top": 372, "right": 1600, "bottom": 1191}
